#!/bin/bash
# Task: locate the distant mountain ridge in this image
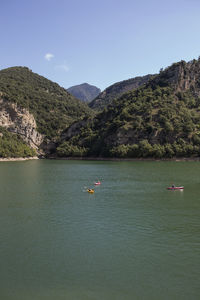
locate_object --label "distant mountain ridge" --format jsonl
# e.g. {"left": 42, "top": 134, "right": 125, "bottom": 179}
{"left": 89, "top": 74, "right": 154, "bottom": 110}
{"left": 67, "top": 83, "right": 101, "bottom": 102}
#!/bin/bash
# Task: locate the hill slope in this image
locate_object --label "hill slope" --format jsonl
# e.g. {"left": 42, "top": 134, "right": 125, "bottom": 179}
{"left": 89, "top": 74, "right": 154, "bottom": 110}
{"left": 57, "top": 59, "right": 200, "bottom": 158}
{"left": 68, "top": 83, "right": 101, "bottom": 102}
{"left": 0, "top": 126, "right": 36, "bottom": 158}
{"left": 0, "top": 67, "right": 93, "bottom": 141}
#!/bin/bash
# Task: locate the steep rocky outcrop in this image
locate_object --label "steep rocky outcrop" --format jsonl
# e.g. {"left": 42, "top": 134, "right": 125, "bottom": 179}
{"left": 151, "top": 59, "right": 200, "bottom": 93}
{"left": 0, "top": 96, "right": 43, "bottom": 150}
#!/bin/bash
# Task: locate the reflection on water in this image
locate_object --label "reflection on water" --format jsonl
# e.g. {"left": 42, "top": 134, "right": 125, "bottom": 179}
{"left": 0, "top": 160, "right": 200, "bottom": 300}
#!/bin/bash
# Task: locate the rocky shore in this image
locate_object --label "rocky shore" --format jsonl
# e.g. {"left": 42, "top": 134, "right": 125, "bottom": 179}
{"left": 0, "top": 156, "right": 39, "bottom": 162}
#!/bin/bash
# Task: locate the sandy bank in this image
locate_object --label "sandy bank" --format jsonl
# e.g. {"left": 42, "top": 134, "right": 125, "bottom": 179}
{"left": 0, "top": 156, "right": 39, "bottom": 162}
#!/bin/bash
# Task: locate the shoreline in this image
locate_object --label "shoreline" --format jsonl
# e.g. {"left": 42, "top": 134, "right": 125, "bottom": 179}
{"left": 48, "top": 156, "right": 200, "bottom": 162}
{"left": 0, "top": 156, "right": 200, "bottom": 162}
{"left": 0, "top": 156, "right": 39, "bottom": 162}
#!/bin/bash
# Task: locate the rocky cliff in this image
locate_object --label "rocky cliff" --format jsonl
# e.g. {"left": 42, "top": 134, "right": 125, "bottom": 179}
{"left": 0, "top": 96, "right": 43, "bottom": 150}
{"left": 151, "top": 59, "right": 200, "bottom": 93}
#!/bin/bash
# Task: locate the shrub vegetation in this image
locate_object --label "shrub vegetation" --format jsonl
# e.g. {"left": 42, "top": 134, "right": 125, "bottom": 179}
{"left": 0, "top": 127, "right": 36, "bottom": 157}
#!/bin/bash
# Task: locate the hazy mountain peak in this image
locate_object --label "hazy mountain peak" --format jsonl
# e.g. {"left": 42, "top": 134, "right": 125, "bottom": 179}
{"left": 67, "top": 83, "right": 101, "bottom": 102}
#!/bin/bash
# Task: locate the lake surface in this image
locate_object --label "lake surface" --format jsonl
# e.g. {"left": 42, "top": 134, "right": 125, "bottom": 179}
{"left": 0, "top": 159, "right": 199, "bottom": 300}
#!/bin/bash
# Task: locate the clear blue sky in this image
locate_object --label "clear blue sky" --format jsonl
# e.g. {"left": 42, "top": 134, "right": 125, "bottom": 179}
{"left": 1, "top": 0, "right": 200, "bottom": 90}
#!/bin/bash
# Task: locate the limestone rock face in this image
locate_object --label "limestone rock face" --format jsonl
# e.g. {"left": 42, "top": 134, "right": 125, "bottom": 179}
{"left": 0, "top": 98, "right": 44, "bottom": 149}
{"left": 153, "top": 59, "right": 200, "bottom": 95}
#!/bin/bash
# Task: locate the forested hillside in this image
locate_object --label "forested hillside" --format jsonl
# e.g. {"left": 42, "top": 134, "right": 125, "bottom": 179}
{"left": 0, "top": 67, "right": 93, "bottom": 139}
{"left": 89, "top": 74, "right": 153, "bottom": 110}
{"left": 0, "top": 126, "right": 36, "bottom": 157}
{"left": 57, "top": 59, "right": 200, "bottom": 159}
{"left": 1, "top": 59, "right": 200, "bottom": 159}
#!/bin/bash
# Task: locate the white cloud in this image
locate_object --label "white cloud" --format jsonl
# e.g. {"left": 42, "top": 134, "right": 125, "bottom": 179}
{"left": 44, "top": 53, "right": 54, "bottom": 61}
{"left": 55, "top": 63, "right": 69, "bottom": 72}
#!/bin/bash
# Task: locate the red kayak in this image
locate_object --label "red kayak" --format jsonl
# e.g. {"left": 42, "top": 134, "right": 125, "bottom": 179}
{"left": 167, "top": 186, "right": 184, "bottom": 190}
{"left": 94, "top": 181, "right": 101, "bottom": 185}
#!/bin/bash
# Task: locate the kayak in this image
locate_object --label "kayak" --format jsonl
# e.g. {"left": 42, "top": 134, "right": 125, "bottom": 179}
{"left": 94, "top": 181, "right": 101, "bottom": 185}
{"left": 167, "top": 186, "right": 184, "bottom": 190}
{"left": 87, "top": 189, "right": 94, "bottom": 193}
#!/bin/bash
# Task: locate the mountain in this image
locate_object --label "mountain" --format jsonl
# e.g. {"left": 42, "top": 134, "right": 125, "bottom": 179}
{"left": 0, "top": 67, "right": 93, "bottom": 156}
{"left": 56, "top": 59, "right": 200, "bottom": 159}
{"left": 89, "top": 74, "right": 154, "bottom": 110}
{"left": 2, "top": 59, "right": 200, "bottom": 159}
{"left": 67, "top": 83, "right": 101, "bottom": 102}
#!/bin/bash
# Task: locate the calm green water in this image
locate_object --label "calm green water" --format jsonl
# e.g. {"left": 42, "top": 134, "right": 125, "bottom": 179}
{"left": 0, "top": 160, "right": 200, "bottom": 300}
